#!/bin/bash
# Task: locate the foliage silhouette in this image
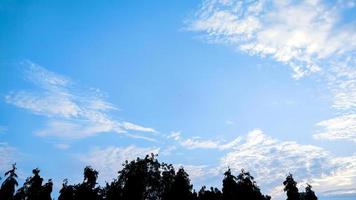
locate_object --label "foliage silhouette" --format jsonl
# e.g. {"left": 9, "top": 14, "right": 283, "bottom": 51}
{"left": 222, "top": 168, "right": 270, "bottom": 200}
{"left": 283, "top": 174, "right": 300, "bottom": 200}
{"left": 0, "top": 155, "right": 319, "bottom": 200}
{"left": 197, "top": 186, "right": 222, "bottom": 200}
{"left": 300, "top": 184, "right": 318, "bottom": 200}
{"left": 8, "top": 167, "right": 53, "bottom": 200}
{"left": 0, "top": 164, "right": 18, "bottom": 200}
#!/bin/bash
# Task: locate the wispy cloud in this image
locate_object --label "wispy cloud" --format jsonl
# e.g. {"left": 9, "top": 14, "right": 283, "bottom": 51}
{"left": 188, "top": 0, "right": 356, "bottom": 143}
{"left": 316, "top": 57, "right": 356, "bottom": 143}
{"left": 168, "top": 131, "right": 242, "bottom": 150}
{"left": 79, "top": 146, "right": 160, "bottom": 183}
{"left": 314, "top": 114, "right": 356, "bottom": 142}
{"left": 5, "top": 61, "right": 156, "bottom": 140}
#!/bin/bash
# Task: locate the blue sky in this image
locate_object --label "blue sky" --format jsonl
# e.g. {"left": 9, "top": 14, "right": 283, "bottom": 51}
{"left": 0, "top": 0, "right": 355, "bottom": 199}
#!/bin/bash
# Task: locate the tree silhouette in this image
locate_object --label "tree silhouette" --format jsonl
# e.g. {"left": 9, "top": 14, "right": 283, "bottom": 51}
{"left": 0, "top": 155, "right": 319, "bottom": 200}
{"left": 222, "top": 168, "right": 270, "bottom": 200}
{"left": 283, "top": 174, "right": 300, "bottom": 200}
{"left": 222, "top": 168, "right": 238, "bottom": 200}
{"left": 117, "top": 154, "right": 162, "bottom": 200}
{"left": 74, "top": 166, "right": 102, "bottom": 200}
{"left": 198, "top": 186, "right": 222, "bottom": 200}
{"left": 236, "top": 169, "right": 270, "bottom": 200}
{"left": 161, "top": 162, "right": 176, "bottom": 200}
{"left": 300, "top": 184, "right": 317, "bottom": 200}
{"left": 10, "top": 167, "right": 53, "bottom": 200}
{"left": 25, "top": 168, "right": 43, "bottom": 200}
{"left": 168, "top": 167, "right": 194, "bottom": 200}
{"left": 58, "top": 179, "right": 75, "bottom": 200}
{"left": 39, "top": 179, "right": 53, "bottom": 200}
{"left": 0, "top": 163, "right": 18, "bottom": 200}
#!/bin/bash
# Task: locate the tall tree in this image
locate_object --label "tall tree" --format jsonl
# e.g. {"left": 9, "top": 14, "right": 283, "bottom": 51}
{"left": 169, "top": 167, "right": 194, "bottom": 200}
{"left": 119, "top": 156, "right": 153, "bottom": 200}
{"left": 283, "top": 174, "right": 299, "bottom": 200}
{"left": 161, "top": 163, "right": 176, "bottom": 200}
{"left": 236, "top": 169, "right": 270, "bottom": 200}
{"left": 222, "top": 169, "right": 238, "bottom": 200}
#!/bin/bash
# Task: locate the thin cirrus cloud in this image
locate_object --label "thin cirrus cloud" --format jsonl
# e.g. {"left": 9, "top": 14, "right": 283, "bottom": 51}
{"left": 188, "top": 0, "right": 356, "bottom": 143}
{"left": 4, "top": 61, "right": 156, "bottom": 140}
{"left": 168, "top": 131, "right": 242, "bottom": 150}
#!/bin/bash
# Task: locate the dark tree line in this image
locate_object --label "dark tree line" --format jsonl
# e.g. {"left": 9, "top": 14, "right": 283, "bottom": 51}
{"left": 0, "top": 154, "right": 318, "bottom": 200}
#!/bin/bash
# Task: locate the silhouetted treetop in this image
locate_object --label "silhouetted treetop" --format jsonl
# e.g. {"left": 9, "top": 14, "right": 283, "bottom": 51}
{"left": 1, "top": 155, "right": 318, "bottom": 200}
{"left": 283, "top": 174, "right": 299, "bottom": 200}
{"left": 0, "top": 163, "right": 18, "bottom": 200}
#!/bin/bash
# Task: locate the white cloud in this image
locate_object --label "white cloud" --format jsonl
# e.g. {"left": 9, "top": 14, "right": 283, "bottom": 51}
{"left": 181, "top": 136, "right": 242, "bottom": 150}
{"left": 189, "top": 0, "right": 356, "bottom": 143}
{"left": 324, "top": 57, "right": 356, "bottom": 112}
{"left": 122, "top": 122, "right": 156, "bottom": 133}
{"left": 168, "top": 131, "right": 182, "bottom": 141}
{"left": 170, "top": 131, "right": 242, "bottom": 150}
{"left": 180, "top": 137, "right": 224, "bottom": 149}
{"left": 314, "top": 58, "right": 356, "bottom": 143}
{"left": 79, "top": 146, "right": 160, "bottom": 183}
{"left": 310, "top": 155, "right": 356, "bottom": 196}
{"left": 314, "top": 114, "right": 356, "bottom": 142}
{"left": 189, "top": 0, "right": 355, "bottom": 79}
{"left": 5, "top": 61, "right": 156, "bottom": 140}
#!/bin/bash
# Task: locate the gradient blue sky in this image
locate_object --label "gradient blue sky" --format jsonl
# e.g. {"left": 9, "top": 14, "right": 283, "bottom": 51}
{"left": 0, "top": 0, "right": 355, "bottom": 200}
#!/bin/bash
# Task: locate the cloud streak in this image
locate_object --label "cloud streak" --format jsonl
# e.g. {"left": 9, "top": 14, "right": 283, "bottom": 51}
{"left": 168, "top": 131, "right": 242, "bottom": 150}
{"left": 5, "top": 61, "right": 156, "bottom": 140}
